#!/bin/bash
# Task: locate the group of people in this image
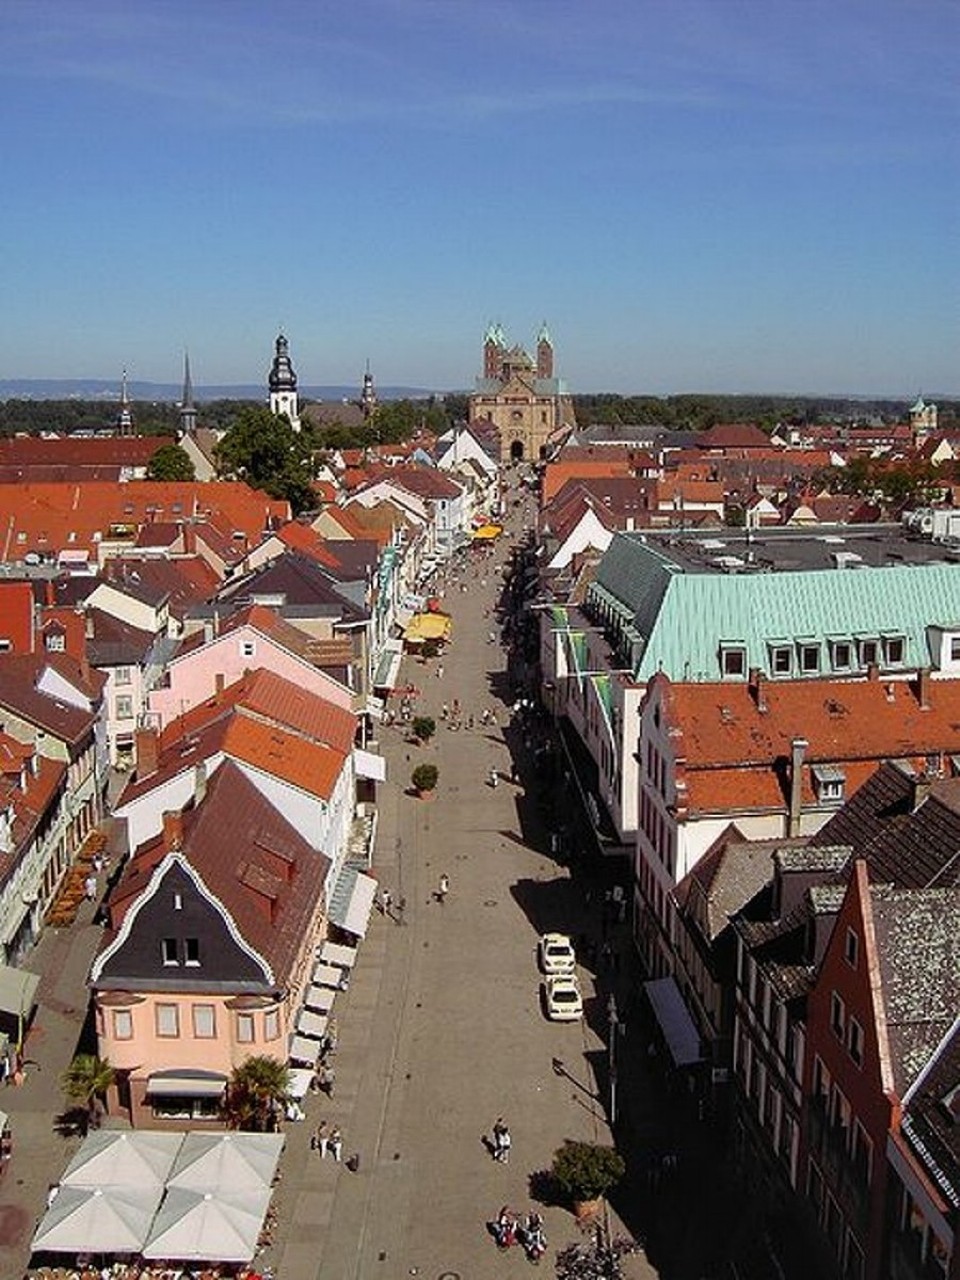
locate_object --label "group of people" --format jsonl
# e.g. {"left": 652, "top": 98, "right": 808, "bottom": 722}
{"left": 310, "top": 1120, "right": 343, "bottom": 1161}
{"left": 490, "top": 1206, "right": 547, "bottom": 1261}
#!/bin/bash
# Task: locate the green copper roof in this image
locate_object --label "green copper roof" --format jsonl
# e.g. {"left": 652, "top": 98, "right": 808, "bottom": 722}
{"left": 590, "top": 532, "right": 960, "bottom": 682}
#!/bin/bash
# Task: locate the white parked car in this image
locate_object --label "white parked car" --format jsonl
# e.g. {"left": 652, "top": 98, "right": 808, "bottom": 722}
{"left": 538, "top": 932, "right": 576, "bottom": 975}
{"left": 544, "top": 974, "right": 583, "bottom": 1022}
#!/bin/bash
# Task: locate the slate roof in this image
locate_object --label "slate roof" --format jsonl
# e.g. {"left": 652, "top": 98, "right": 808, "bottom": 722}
{"left": 900, "top": 1021, "right": 960, "bottom": 1210}
{"left": 216, "top": 551, "right": 367, "bottom": 623}
{"left": 102, "top": 557, "right": 219, "bottom": 620}
{"left": 871, "top": 884, "right": 960, "bottom": 1092}
{"left": 84, "top": 609, "right": 155, "bottom": 667}
{"left": 674, "top": 829, "right": 790, "bottom": 943}
{"left": 102, "top": 761, "right": 328, "bottom": 990}
{"left": 811, "top": 761, "right": 960, "bottom": 890}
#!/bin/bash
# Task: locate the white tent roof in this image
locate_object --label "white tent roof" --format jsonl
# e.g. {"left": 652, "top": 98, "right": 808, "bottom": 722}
{"left": 167, "top": 1131, "right": 283, "bottom": 1193}
{"left": 61, "top": 1129, "right": 183, "bottom": 1189}
{"left": 32, "top": 1184, "right": 160, "bottom": 1254}
{"left": 142, "top": 1187, "right": 272, "bottom": 1263}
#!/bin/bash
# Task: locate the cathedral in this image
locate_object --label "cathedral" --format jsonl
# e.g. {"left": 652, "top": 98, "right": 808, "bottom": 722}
{"left": 469, "top": 323, "right": 575, "bottom": 462}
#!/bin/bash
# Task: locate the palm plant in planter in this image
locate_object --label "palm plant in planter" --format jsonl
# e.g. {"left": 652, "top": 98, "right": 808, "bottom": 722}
{"left": 550, "top": 1139, "right": 625, "bottom": 1219}
{"left": 411, "top": 762, "right": 439, "bottom": 796}
{"left": 411, "top": 715, "right": 436, "bottom": 745}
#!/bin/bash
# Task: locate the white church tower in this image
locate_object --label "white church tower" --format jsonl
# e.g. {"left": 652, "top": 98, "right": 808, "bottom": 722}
{"left": 267, "top": 331, "right": 300, "bottom": 431}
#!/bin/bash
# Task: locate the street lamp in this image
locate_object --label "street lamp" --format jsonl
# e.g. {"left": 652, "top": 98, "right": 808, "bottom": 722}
{"left": 607, "top": 992, "right": 618, "bottom": 1127}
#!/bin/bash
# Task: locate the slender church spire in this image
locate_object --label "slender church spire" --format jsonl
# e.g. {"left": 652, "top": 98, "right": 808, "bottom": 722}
{"left": 116, "top": 369, "right": 134, "bottom": 436}
{"left": 179, "top": 350, "right": 198, "bottom": 436}
{"left": 360, "top": 358, "right": 378, "bottom": 418}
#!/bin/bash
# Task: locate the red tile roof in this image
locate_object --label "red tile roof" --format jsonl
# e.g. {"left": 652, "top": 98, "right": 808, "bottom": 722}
{"left": 0, "top": 583, "right": 36, "bottom": 653}
{"left": 0, "top": 481, "right": 288, "bottom": 560}
{"left": 0, "top": 436, "right": 168, "bottom": 468}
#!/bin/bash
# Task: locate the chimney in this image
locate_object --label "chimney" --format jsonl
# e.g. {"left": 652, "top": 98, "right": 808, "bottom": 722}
{"left": 162, "top": 810, "right": 183, "bottom": 852}
{"left": 917, "top": 667, "right": 932, "bottom": 710}
{"left": 84, "top": 612, "right": 95, "bottom": 641}
{"left": 866, "top": 662, "right": 879, "bottom": 682}
{"left": 194, "top": 760, "right": 208, "bottom": 807}
{"left": 788, "top": 737, "right": 808, "bottom": 837}
{"left": 214, "top": 672, "right": 225, "bottom": 695}
{"left": 748, "top": 668, "right": 768, "bottom": 713}
{"left": 203, "top": 619, "right": 214, "bottom": 644}
{"left": 135, "top": 726, "right": 159, "bottom": 779}
{"left": 912, "top": 771, "right": 933, "bottom": 812}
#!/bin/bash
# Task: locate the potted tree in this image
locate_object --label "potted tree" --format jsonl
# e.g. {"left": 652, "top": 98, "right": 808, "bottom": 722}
{"left": 550, "top": 1139, "right": 625, "bottom": 1221}
{"left": 411, "top": 762, "right": 439, "bottom": 798}
{"left": 411, "top": 715, "right": 436, "bottom": 746}
{"left": 225, "top": 1054, "right": 291, "bottom": 1131}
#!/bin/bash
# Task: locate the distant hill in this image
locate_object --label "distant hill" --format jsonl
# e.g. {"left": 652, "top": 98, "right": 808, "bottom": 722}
{"left": 0, "top": 379, "right": 445, "bottom": 402}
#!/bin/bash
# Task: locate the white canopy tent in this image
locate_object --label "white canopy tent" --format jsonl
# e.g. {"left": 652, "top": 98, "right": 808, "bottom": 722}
{"left": 142, "top": 1187, "right": 272, "bottom": 1263}
{"left": 61, "top": 1130, "right": 182, "bottom": 1190}
{"left": 167, "top": 1131, "right": 283, "bottom": 1193}
{"left": 32, "top": 1184, "right": 160, "bottom": 1254}
{"left": 318, "top": 940, "right": 357, "bottom": 969}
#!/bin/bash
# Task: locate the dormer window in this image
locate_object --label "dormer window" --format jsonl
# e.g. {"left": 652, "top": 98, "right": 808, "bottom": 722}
{"left": 720, "top": 644, "right": 747, "bottom": 678}
{"left": 797, "top": 641, "right": 821, "bottom": 675}
{"left": 883, "top": 635, "right": 905, "bottom": 667}
{"left": 858, "top": 638, "right": 879, "bottom": 667}
{"left": 813, "top": 765, "right": 845, "bottom": 804}
{"left": 161, "top": 938, "right": 179, "bottom": 966}
{"left": 45, "top": 633, "right": 65, "bottom": 653}
{"left": 829, "top": 639, "right": 853, "bottom": 672}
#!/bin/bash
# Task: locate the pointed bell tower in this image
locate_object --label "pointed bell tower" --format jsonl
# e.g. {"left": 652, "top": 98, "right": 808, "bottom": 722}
{"left": 268, "top": 331, "right": 300, "bottom": 431}
{"left": 179, "top": 351, "right": 198, "bottom": 436}
{"left": 116, "top": 370, "right": 134, "bottom": 436}
{"left": 536, "top": 322, "right": 554, "bottom": 380}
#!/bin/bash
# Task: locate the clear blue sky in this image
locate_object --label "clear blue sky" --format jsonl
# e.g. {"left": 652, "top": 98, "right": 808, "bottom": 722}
{"left": 3, "top": 0, "right": 957, "bottom": 395}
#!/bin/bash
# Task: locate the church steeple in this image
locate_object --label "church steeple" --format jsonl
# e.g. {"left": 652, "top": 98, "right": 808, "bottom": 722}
{"left": 536, "top": 322, "right": 554, "bottom": 380}
{"left": 360, "top": 359, "right": 378, "bottom": 418}
{"left": 267, "top": 331, "right": 300, "bottom": 431}
{"left": 116, "top": 369, "right": 134, "bottom": 436}
{"left": 179, "top": 350, "right": 197, "bottom": 436}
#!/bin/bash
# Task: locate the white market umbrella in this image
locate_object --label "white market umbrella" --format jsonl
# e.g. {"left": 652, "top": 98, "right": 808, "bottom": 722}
{"left": 61, "top": 1129, "right": 183, "bottom": 1189}
{"left": 167, "top": 1131, "right": 283, "bottom": 1193}
{"left": 32, "top": 1184, "right": 158, "bottom": 1254}
{"left": 142, "top": 1187, "right": 271, "bottom": 1263}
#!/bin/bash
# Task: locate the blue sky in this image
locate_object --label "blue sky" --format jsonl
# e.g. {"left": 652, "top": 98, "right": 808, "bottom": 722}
{"left": 3, "top": 0, "right": 957, "bottom": 395}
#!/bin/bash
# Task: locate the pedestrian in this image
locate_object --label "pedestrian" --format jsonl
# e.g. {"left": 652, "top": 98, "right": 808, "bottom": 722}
{"left": 380, "top": 887, "right": 392, "bottom": 917}
{"left": 84, "top": 874, "right": 97, "bottom": 900}
{"left": 440, "top": 702, "right": 448, "bottom": 720}
{"left": 437, "top": 873, "right": 449, "bottom": 905}
{"left": 437, "top": 663, "right": 444, "bottom": 679}
{"left": 329, "top": 1126, "right": 343, "bottom": 1162}
{"left": 496, "top": 1126, "right": 511, "bottom": 1163}
{"left": 312, "top": 1121, "right": 328, "bottom": 1156}
{"left": 492, "top": 1117, "right": 506, "bottom": 1158}
{"left": 319, "top": 1063, "right": 335, "bottom": 1096}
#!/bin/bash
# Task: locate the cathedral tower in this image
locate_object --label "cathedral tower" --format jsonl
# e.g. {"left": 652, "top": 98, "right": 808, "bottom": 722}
{"left": 536, "top": 322, "right": 554, "bottom": 379}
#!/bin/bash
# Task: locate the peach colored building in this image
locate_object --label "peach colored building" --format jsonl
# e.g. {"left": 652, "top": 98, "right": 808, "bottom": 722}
{"left": 92, "top": 768, "right": 328, "bottom": 1126}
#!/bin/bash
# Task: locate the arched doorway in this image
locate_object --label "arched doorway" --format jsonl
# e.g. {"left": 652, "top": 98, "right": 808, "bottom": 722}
{"left": 510, "top": 439, "right": 524, "bottom": 463}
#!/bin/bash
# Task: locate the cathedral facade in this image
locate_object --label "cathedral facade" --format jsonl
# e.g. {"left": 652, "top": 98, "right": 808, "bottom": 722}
{"left": 469, "top": 323, "right": 575, "bottom": 462}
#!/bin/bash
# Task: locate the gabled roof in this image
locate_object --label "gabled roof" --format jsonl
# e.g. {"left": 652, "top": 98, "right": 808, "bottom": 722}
{"left": 698, "top": 423, "right": 771, "bottom": 450}
{"left": 900, "top": 1019, "right": 960, "bottom": 1208}
{"left": 159, "top": 668, "right": 355, "bottom": 757}
{"left": 0, "top": 663, "right": 97, "bottom": 747}
{"left": 674, "top": 827, "right": 789, "bottom": 942}
{"left": 102, "top": 761, "right": 328, "bottom": 987}
{"left": 83, "top": 609, "right": 155, "bottom": 667}
{"left": 0, "top": 435, "right": 167, "bottom": 468}
{"left": 0, "top": 583, "right": 36, "bottom": 653}
{"left": 119, "top": 703, "right": 347, "bottom": 809}
{"left": 812, "top": 760, "right": 960, "bottom": 890}
{"left": 373, "top": 465, "right": 464, "bottom": 501}
{"left": 216, "top": 552, "right": 367, "bottom": 623}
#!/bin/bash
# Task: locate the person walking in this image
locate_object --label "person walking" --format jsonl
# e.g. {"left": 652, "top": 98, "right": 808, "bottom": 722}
{"left": 495, "top": 1125, "right": 511, "bottom": 1163}
{"left": 329, "top": 1126, "right": 343, "bottom": 1162}
{"left": 380, "top": 887, "right": 392, "bottom": 918}
{"left": 312, "top": 1120, "right": 328, "bottom": 1157}
{"left": 437, "top": 873, "right": 449, "bottom": 905}
{"left": 318, "top": 1062, "right": 336, "bottom": 1096}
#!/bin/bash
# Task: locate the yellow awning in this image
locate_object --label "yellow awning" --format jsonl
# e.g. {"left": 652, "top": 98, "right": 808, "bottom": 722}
{"left": 403, "top": 612, "right": 452, "bottom": 644}
{"left": 472, "top": 524, "right": 503, "bottom": 540}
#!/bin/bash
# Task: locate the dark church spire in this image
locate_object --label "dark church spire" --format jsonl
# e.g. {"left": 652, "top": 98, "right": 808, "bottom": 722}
{"left": 179, "top": 350, "right": 197, "bottom": 436}
{"left": 116, "top": 369, "right": 134, "bottom": 436}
